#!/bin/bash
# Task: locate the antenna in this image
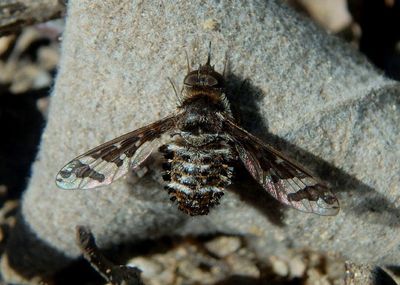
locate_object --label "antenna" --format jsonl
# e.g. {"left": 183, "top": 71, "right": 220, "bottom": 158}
{"left": 222, "top": 51, "right": 229, "bottom": 78}
{"left": 206, "top": 41, "right": 211, "bottom": 66}
{"left": 168, "top": 77, "right": 182, "bottom": 104}
{"left": 185, "top": 50, "right": 191, "bottom": 72}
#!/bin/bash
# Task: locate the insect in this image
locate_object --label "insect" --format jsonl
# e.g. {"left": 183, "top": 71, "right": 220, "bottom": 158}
{"left": 56, "top": 45, "right": 339, "bottom": 216}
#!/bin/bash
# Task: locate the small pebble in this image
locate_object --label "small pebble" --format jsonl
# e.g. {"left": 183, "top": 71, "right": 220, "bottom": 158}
{"left": 127, "top": 257, "right": 164, "bottom": 277}
{"left": 288, "top": 255, "right": 306, "bottom": 278}
{"left": 226, "top": 255, "right": 260, "bottom": 278}
{"left": 204, "top": 236, "right": 241, "bottom": 258}
{"left": 269, "top": 256, "right": 289, "bottom": 277}
{"left": 0, "top": 35, "right": 15, "bottom": 56}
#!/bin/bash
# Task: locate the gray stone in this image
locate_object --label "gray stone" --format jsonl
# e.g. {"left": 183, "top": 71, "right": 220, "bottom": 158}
{"left": 4, "top": 0, "right": 400, "bottom": 282}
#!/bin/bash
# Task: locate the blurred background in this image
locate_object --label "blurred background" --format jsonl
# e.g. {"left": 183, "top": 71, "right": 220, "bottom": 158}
{"left": 0, "top": 0, "right": 399, "bottom": 284}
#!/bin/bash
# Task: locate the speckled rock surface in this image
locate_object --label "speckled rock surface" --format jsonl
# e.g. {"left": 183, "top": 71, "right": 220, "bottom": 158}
{"left": 4, "top": 0, "right": 400, "bottom": 281}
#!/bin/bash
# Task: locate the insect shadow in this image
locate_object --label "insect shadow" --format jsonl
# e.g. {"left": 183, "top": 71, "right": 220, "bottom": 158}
{"left": 224, "top": 74, "right": 286, "bottom": 227}
{"left": 225, "top": 73, "right": 400, "bottom": 228}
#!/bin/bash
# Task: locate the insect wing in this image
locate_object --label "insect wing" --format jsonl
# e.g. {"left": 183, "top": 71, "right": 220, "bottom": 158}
{"left": 56, "top": 116, "right": 177, "bottom": 190}
{"left": 224, "top": 117, "right": 339, "bottom": 216}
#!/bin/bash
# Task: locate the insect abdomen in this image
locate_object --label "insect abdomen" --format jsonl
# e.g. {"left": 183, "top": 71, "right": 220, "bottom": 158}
{"left": 160, "top": 138, "right": 234, "bottom": 215}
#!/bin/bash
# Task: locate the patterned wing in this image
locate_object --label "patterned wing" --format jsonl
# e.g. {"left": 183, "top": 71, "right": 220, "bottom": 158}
{"left": 224, "top": 117, "right": 339, "bottom": 216}
{"left": 56, "top": 116, "right": 177, "bottom": 190}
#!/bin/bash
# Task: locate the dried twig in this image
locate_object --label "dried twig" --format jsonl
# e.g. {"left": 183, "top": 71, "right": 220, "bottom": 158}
{"left": 76, "top": 226, "right": 144, "bottom": 285}
{"left": 0, "top": 0, "right": 66, "bottom": 36}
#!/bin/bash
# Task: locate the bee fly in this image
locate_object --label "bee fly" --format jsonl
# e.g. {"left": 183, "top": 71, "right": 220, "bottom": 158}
{"left": 56, "top": 45, "right": 339, "bottom": 216}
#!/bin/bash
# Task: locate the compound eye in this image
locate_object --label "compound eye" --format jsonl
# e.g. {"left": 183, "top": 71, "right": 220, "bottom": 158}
{"left": 205, "top": 76, "right": 218, "bottom": 86}
{"left": 184, "top": 74, "right": 198, "bottom": 86}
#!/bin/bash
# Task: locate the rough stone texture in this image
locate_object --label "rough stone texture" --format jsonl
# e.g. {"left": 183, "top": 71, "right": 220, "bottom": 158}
{"left": 4, "top": 0, "right": 400, "bottom": 281}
